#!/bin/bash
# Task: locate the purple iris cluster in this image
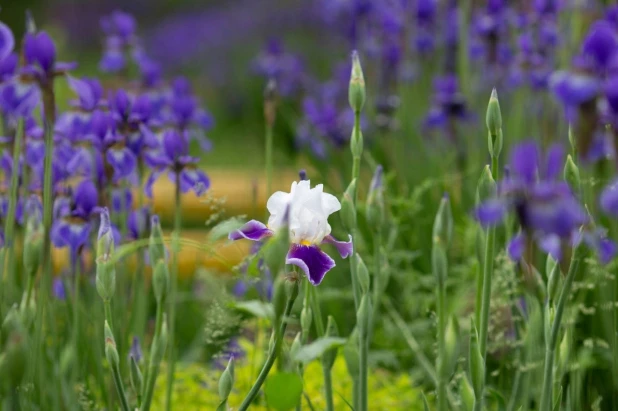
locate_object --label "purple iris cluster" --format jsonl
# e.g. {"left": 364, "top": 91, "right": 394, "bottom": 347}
{"left": 0, "top": 11, "right": 212, "bottom": 273}
{"left": 476, "top": 141, "right": 615, "bottom": 264}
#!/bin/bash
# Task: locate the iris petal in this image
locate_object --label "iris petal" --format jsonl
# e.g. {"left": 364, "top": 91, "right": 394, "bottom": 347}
{"left": 229, "top": 220, "right": 273, "bottom": 241}
{"left": 322, "top": 234, "right": 353, "bottom": 258}
{"left": 286, "top": 244, "right": 335, "bottom": 286}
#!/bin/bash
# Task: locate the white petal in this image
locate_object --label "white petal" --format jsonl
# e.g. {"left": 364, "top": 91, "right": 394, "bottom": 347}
{"left": 321, "top": 192, "right": 341, "bottom": 216}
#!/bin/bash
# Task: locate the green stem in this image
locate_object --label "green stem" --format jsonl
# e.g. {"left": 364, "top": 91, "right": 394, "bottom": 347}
{"left": 436, "top": 280, "right": 447, "bottom": 411}
{"left": 265, "top": 120, "right": 274, "bottom": 200}
{"left": 141, "top": 303, "right": 164, "bottom": 411}
{"left": 324, "top": 367, "right": 334, "bottom": 411}
{"left": 165, "top": 173, "right": 182, "bottom": 411}
{"left": 350, "top": 113, "right": 362, "bottom": 310}
{"left": 110, "top": 357, "right": 131, "bottom": 411}
{"left": 539, "top": 246, "right": 583, "bottom": 411}
{"left": 72, "top": 257, "right": 81, "bottom": 381}
{"left": 310, "top": 285, "right": 334, "bottom": 410}
{"left": 0, "top": 119, "right": 24, "bottom": 288}
{"left": 238, "top": 280, "right": 300, "bottom": 411}
{"left": 479, "top": 225, "right": 496, "bottom": 356}
{"left": 359, "top": 298, "right": 369, "bottom": 411}
{"left": 104, "top": 300, "right": 114, "bottom": 330}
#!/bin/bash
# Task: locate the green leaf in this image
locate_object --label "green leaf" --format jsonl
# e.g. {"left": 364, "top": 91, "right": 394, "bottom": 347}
{"left": 292, "top": 337, "right": 347, "bottom": 364}
{"left": 487, "top": 387, "right": 506, "bottom": 411}
{"left": 209, "top": 217, "right": 247, "bottom": 242}
{"left": 216, "top": 400, "right": 227, "bottom": 411}
{"left": 231, "top": 300, "right": 274, "bottom": 320}
{"left": 264, "top": 372, "right": 303, "bottom": 410}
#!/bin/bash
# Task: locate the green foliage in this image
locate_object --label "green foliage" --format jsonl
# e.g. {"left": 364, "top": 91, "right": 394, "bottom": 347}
{"left": 264, "top": 372, "right": 303, "bottom": 410}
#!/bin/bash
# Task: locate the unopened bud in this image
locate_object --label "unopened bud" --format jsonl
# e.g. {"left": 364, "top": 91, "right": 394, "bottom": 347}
{"left": 96, "top": 261, "right": 116, "bottom": 301}
{"left": 350, "top": 126, "right": 364, "bottom": 158}
{"left": 153, "top": 259, "right": 170, "bottom": 305}
{"left": 486, "top": 88, "right": 502, "bottom": 158}
{"left": 272, "top": 276, "right": 287, "bottom": 323}
{"left": 129, "top": 355, "right": 143, "bottom": 396}
{"left": 23, "top": 206, "right": 43, "bottom": 277}
{"left": 460, "top": 375, "right": 475, "bottom": 411}
{"left": 149, "top": 215, "right": 166, "bottom": 264}
{"left": 290, "top": 332, "right": 302, "bottom": 360}
{"left": 218, "top": 356, "right": 235, "bottom": 400}
{"left": 348, "top": 50, "right": 366, "bottom": 112}
{"left": 564, "top": 154, "right": 581, "bottom": 194}
{"left": 355, "top": 254, "right": 370, "bottom": 295}
{"left": 97, "top": 208, "right": 114, "bottom": 261}
{"left": 433, "top": 195, "right": 453, "bottom": 248}
{"left": 357, "top": 295, "right": 372, "bottom": 338}
{"left": 476, "top": 165, "right": 496, "bottom": 205}
{"left": 445, "top": 316, "right": 459, "bottom": 373}
{"left": 343, "top": 329, "right": 360, "bottom": 377}
{"left": 300, "top": 307, "right": 312, "bottom": 337}
{"left": 341, "top": 179, "right": 357, "bottom": 231}
{"left": 366, "top": 165, "right": 385, "bottom": 228}
{"left": 104, "top": 321, "right": 120, "bottom": 368}
{"left": 468, "top": 320, "right": 484, "bottom": 397}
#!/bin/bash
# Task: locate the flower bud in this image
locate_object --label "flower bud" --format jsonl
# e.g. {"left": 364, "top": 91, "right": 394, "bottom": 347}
{"left": 366, "top": 165, "right": 385, "bottom": 228}
{"left": 433, "top": 195, "right": 453, "bottom": 248}
{"left": 290, "top": 332, "right": 302, "bottom": 360}
{"left": 357, "top": 295, "right": 372, "bottom": 338}
{"left": 104, "top": 321, "right": 120, "bottom": 369}
{"left": 460, "top": 375, "right": 475, "bottom": 411}
{"left": 153, "top": 259, "right": 170, "bottom": 305}
{"left": 445, "top": 316, "right": 459, "bottom": 374}
{"left": 354, "top": 254, "right": 370, "bottom": 295}
{"left": 486, "top": 88, "right": 502, "bottom": 158}
{"left": 343, "top": 328, "right": 360, "bottom": 377}
{"left": 1, "top": 305, "right": 21, "bottom": 342}
{"left": 341, "top": 179, "right": 357, "bottom": 232}
{"left": 149, "top": 215, "right": 166, "bottom": 264}
{"left": 96, "top": 261, "right": 116, "bottom": 301}
{"left": 350, "top": 126, "right": 364, "bottom": 159}
{"left": 468, "top": 320, "right": 484, "bottom": 397}
{"left": 476, "top": 165, "right": 496, "bottom": 205}
{"left": 23, "top": 208, "right": 43, "bottom": 277}
{"left": 272, "top": 276, "right": 287, "bottom": 324}
{"left": 151, "top": 315, "right": 168, "bottom": 365}
{"left": 558, "top": 331, "right": 570, "bottom": 372}
{"left": 432, "top": 246, "right": 448, "bottom": 285}
{"left": 129, "top": 355, "right": 143, "bottom": 397}
{"left": 348, "top": 50, "right": 366, "bottom": 113}
{"left": 321, "top": 316, "right": 340, "bottom": 371}
{"left": 218, "top": 356, "right": 235, "bottom": 400}
{"left": 564, "top": 154, "right": 581, "bottom": 195}
{"left": 300, "top": 306, "right": 312, "bottom": 338}
{"left": 96, "top": 208, "right": 114, "bottom": 261}
{"left": 544, "top": 305, "right": 555, "bottom": 346}
{"left": 0, "top": 324, "right": 27, "bottom": 387}
{"left": 19, "top": 292, "right": 36, "bottom": 326}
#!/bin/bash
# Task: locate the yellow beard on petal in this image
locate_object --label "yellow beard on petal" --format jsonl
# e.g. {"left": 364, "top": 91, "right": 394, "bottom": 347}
{"left": 299, "top": 240, "right": 312, "bottom": 246}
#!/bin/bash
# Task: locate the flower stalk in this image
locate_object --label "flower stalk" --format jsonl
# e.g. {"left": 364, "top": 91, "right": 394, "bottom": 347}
{"left": 238, "top": 277, "right": 300, "bottom": 411}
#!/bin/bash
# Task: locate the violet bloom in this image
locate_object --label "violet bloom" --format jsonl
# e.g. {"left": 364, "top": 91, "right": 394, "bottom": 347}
{"left": 229, "top": 180, "right": 352, "bottom": 286}
{"left": 251, "top": 39, "right": 305, "bottom": 97}
{"left": 99, "top": 11, "right": 137, "bottom": 73}
{"left": 424, "top": 75, "right": 473, "bottom": 131}
{"left": 0, "top": 21, "right": 15, "bottom": 62}
{"left": 144, "top": 129, "right": 210, "bottom": 197}
{"left": 129, "top": 336, "right": 143, "bottom": 363}
{"left": 22, "top": 31, "right": 76, "bottom": 86}
{"left": 475, "top": 141, "right": 613, "bottom": 263}
{"left": 53, "top": 277, "right": 66, "bottom": 300}
{"left": 127, "top": 207, "right": 150, "bottom": 240}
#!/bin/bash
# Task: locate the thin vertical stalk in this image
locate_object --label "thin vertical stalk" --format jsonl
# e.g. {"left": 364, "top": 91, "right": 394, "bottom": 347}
{"left": 436, "top": 279, "right": 447, "bottom": 411}
{"left": 539, "top": 246, "right": 583, "bottom": 411}
{"left": 104, "top": 300, "right": 114, "bottom": 330}
{"left": 0, "top": 119, "right": 24, "bottom": 287}
{"left": 165, "top": 173, "right": 182, "bottom": 410}
{"left": 238, "top": 280, "right": 300, "bottom": 411}
{"left": 72, "top": 255, "right": 81, "bottom": 381}
{"left": 265, "top": 118, "right": 274, "bottom": 200}
{"left": 110, "top": 361, "right": 131, "bottom": 411}
{"left": 350, "top": 114, "right": 362, "bottom": 310}
{"left": 141, "top": 303, "right": 164, "bottom": 411}
{"left": 309, "top": 286, "right": 334, "bottom": 411}
{"left": 359, "top": 320, "right": 368, "bottom": 411}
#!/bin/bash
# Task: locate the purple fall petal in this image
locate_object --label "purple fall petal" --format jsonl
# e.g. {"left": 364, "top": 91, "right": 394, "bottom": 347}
{"left": 507, "top": 232, "right": 525, "bottom": 261}
{"left": 286, "top": 244, "right": 335, "bottom": 286}
{"left": 228, "top": 220, "right": 273, "bottom": 241}
{"left": 322, "top": 234, "right": 353, "bottom": 258}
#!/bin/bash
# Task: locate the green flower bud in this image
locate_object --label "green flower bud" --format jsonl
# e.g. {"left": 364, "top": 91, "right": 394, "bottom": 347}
{"left": 95, "top": 261, "right": 116, "bottom": 301}
{"left": 564, "top": 154, "right": 581, "bottom": 194}
{"left": 544, "top": 306, "right": 555, "bottom": 346}
{"left": 149, "top": 215, "right": 166, "bottom": 264}
{"left": 486, "top": 88, "right": 502, "bottom": 158}
{"left": 366, "top": 165, "right": 385, "bottom": 228}
{"left": 432, "top": 246, "right": 448, "bottom": 285}
{"left": 460, "top": 375, "right": 475, "bottom": 411}
{"left": 151, "top": 316, "right": 168, "bottom": 365}
{"left": 19, "top": 292, "right": 36, "bottom": 327}
{"left": 96, "top": 208, "right": 115, "bottom": 260}
{"left": 0, "top": 325, "right": 27, "bottom": 388}
{"left": 285, "top": 275, "right": 300, "bottom": 301}
{"left": 272, "top": 276, "right": 287, "bottom": 324}
{"left": 350, "top": 126, "right": 364, "bottom": 159}
{"left": 355, "top": 254, "right": 370, "bottom": 295}
{"left": 290, "top": 332, "right": 302, "bottom": 360}
{"left": 264, "top": 207, "right": 291, "bottom": 276}
{"left": 218, "top": 356, "right": 235, "bottom": 400}
{"left": 300, "top": 306, "right": 312, "bottom": 337}
{"left": 348, "top": 50, "right": 366, "bottom": 113}
{"left": 153, "top": 259, "right": 170, "bottom": 305}
{"left": 321, "top": 316, "right": 340, "bottom": 371}
{"left": 130, "top": 355, "right": 143, "bottom": 397}
{"left": 343, "top": 329, "right": 360, "bottom": 378}
{"left": 104, "top": 321, "right": 119, "bottom": 369}
{"left": 558, "top": 331, "right": 570, "bottom": 372}
{"left": 1, "top": 305, "right": 21, "bottom": 343}
{"left": 341, "top": 179, "right": 357, "bottom": 232}
{"left": 476, "top": 165, "right": 497, "bottom": 205}
{"left": 433, "top": 195, "right": 453, "bottom": 248}
{"left": 23, "top": 211, "right": 43, "bottom": 277}
{"left": 357, "top": 295, "right": 372, "bottom": 338}
{"left": 468, "top": 320, "right": 485, "bottom": 397}
{"left": 445, "top": 316, "right": 459, "bottom": 374}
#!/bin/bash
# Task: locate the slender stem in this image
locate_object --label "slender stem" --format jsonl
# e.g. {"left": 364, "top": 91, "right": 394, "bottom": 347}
{"left": 165, "top": 173, "right": 182, "bottom": 411}
{"left": 0, "top": 119, "right": 24, "bottom": 288}
{"left": 72, "top": 256, "right": 81, "bottom": 381}
{"left": 359, "top": 322, "right": 368, "bottom": 411}
{"left": 110, "top": 358, "right": 131, "bottom": 411}
{"left": 324, "top": 367, "right": 334, "bottom": 411}
{"left": 352, "top": 379, "right": 360, "bottom": 411}
{"left": 104, "top": 300, "right": 114, "bottom": 330}
{"left": 265, "top": 119, "right": 274, "bottom": 200}
{"left": 238, "top": 280, "right": 300, "bottom": 411}
{"left": 141, "top": 303, "right": 164, "bottom": 411}
{"left": 436, "top": 279, "right": 447, "bottom": 411}
{"left": 310, "top": 285, "right": 334, "bottom": 410}
{"left": 369, "top": 230, "right": 381, "bottom": 340}
{"left": 310, "top": 286, "right": 325, "bottom": 336}
{"left": 350, "top": 113, "right": 362, "bottom": 310}
{"left": 539, "top": 247, "right": 583, "bottom": 411}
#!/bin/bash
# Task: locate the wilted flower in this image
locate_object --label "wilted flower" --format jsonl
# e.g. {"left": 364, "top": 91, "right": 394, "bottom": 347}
{"left": 229, "top": 180, "right": 352, "bottom": 285}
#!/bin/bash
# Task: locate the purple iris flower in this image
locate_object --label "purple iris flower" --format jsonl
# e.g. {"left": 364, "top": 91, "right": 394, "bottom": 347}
{"left": 475, "top": 141, "right": 597, "bottom": 262}
{"left": 144, "top": 129, "right": 210, "bottom": 197}
{"left": 213, "top": 337, "right": 245, "bottom": 370}
{"left": 22, "top": 31, "right": 76, "bottom": 85}
{"left": 581, "top": 21, "right": 618, "bottom": 73}
{"left": 67, "top": 76, "right": 106, "bottom": 112}
{"left": 0, "top": 81, "right": 40, "bottom": 118}
{"left": 53, "top": 277, "right": 66, "bottom": 300}
{"left": 424, "top": 75, "right": 473, "bottom": 131}
{"left": 129, "top": 336, "right": 143, "bottom": 363}
{"left": 99, "top": 11, "right": 137, "bottom": 73}
{"left": 251, "top": 39, "right": 305, "bottom": 97}
{"left": 101, "top": 11, "right": 136, "bottom": 42}
{"left": 0, "top": 21, "right": 15, "bottom": 62}
{"left": 127, "top": 207, "right": 150, "bottom": 240}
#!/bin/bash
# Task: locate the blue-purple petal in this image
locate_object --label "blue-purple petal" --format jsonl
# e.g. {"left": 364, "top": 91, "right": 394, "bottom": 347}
{"left": 228, "top": 220, "right": 273, "bottom": 241}
{"left": 475, "top": 199, "right": 507, "bottom": 227}
{"left": 286, "top": 244, "right": 335, "bottom": 286}
{"left": 507, "top": 232, "right": 525, "bottom": 261}
{"left": 322, "top": 234, "right": 353, "bottom": 258}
